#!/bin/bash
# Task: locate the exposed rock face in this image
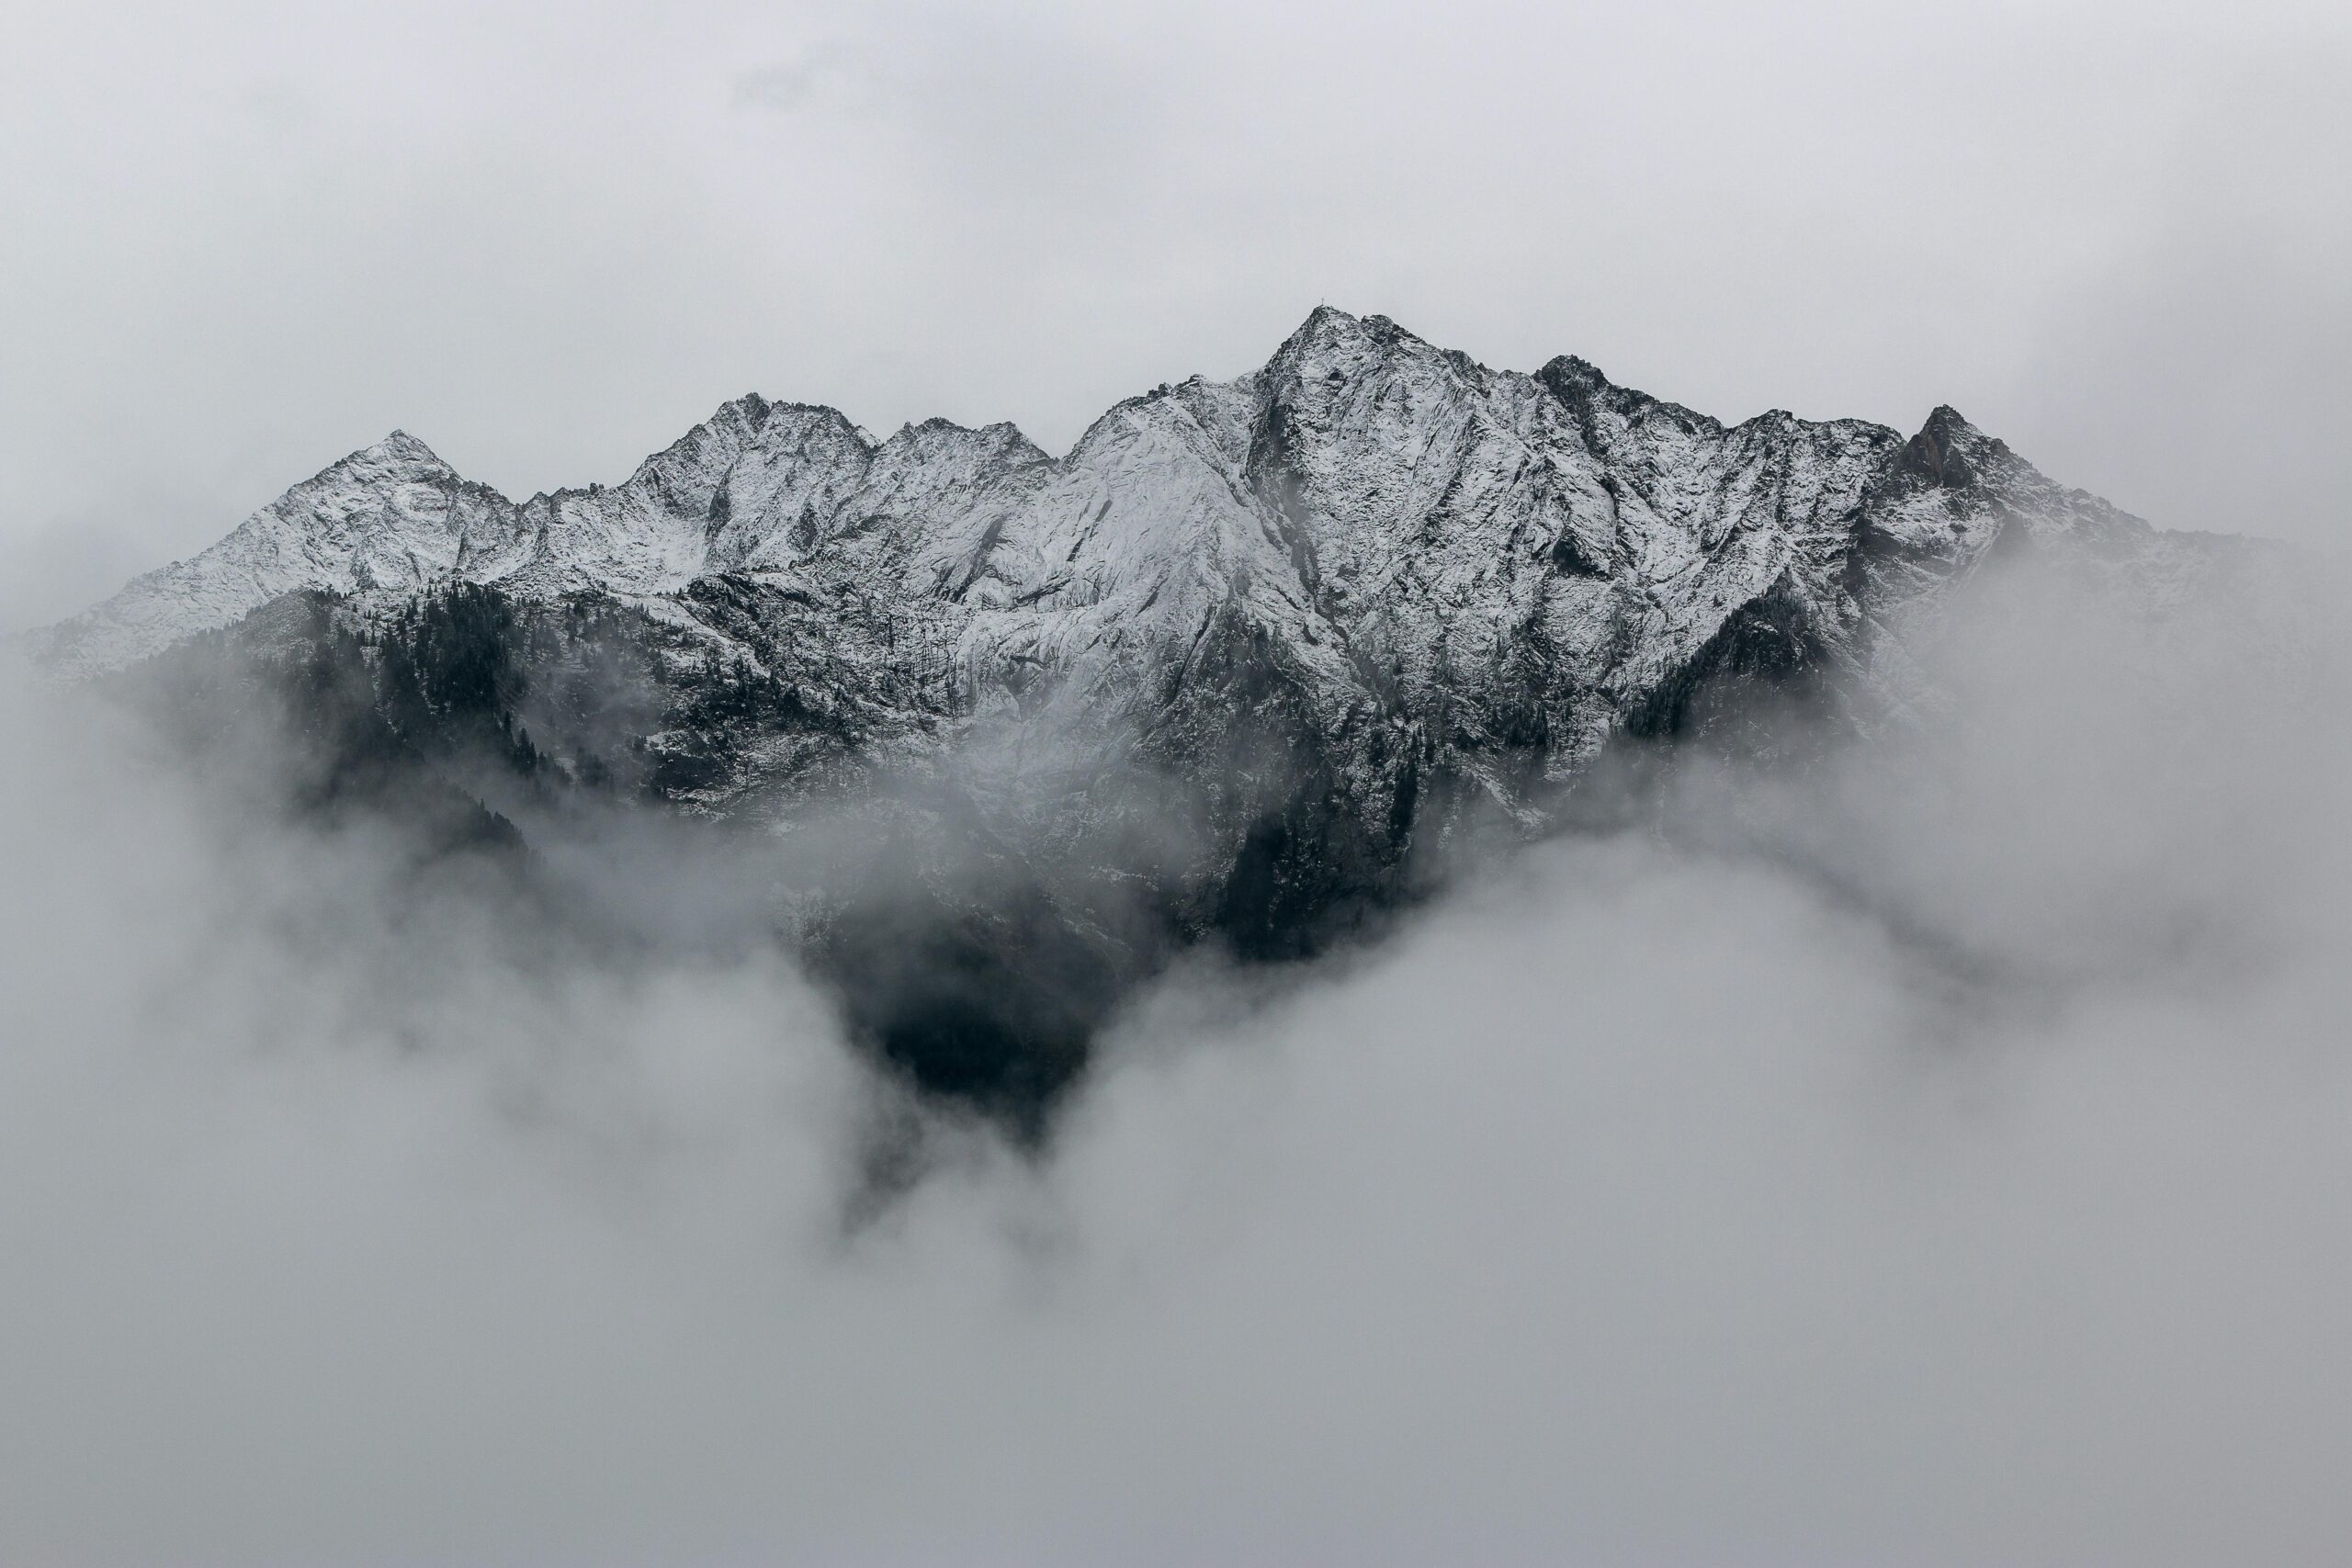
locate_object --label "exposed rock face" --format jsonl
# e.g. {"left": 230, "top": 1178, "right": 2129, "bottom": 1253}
{"left": 31, "top": 308, "right": 2309, "bottom": 1124}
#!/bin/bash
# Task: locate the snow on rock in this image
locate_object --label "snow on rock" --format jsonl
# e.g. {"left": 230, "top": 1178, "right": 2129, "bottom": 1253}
{"left": 30, "top": 308, "right": 2285, "bottom": 797}
{"left": 30, "top": 432, "right": 517, "bottom": 675}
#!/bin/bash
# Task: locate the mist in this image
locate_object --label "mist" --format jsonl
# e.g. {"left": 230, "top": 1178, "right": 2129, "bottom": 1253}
{"left": 0, "top": 520, "right": 2346, "bottom": 1567}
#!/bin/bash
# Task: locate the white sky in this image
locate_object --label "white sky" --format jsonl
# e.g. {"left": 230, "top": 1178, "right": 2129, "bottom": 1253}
{"left": 4, "top": 0, "right": 2347, "bottom": 629}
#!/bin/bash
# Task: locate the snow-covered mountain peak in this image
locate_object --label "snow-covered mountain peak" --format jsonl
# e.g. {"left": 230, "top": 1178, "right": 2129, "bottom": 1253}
{"left": 354, "top": 429, "right": 453, "bottom": 470}
{"left": 1268, "top": 305, "right": 1462, "bottom": 389}
{"left": 32, "top": 309, "right": 2281, "bottom": 726}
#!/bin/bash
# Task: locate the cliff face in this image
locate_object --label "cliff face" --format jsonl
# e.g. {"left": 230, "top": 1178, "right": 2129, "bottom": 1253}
{"left": 34, "top": 308, "right": 2305, "bottom": 1124}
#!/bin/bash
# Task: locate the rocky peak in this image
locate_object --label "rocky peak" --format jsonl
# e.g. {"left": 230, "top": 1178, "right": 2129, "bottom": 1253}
{"left": 1267, "top": 306, "right": 1449, "bottom": 386}
{"left": 623, "top": 395, "right": 779, "bottom": 516}
{"left": 1534, "top": 354, "right": 1614, "bottom": 400}
{"left": 1894, "top": 405, "right": 1993, "bottom": 490}
{"left": 356, "top": 429, "right": 454, "bottom": 470}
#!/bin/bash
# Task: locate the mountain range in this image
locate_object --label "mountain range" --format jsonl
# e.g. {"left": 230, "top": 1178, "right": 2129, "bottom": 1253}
{"left": 28, "top": 307, "right": 2309, "bottom": 1126}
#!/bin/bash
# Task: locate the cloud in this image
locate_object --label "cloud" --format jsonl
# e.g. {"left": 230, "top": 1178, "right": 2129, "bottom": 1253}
{"left": 734, "top": 39, "right": 885, "bottom": 116}
{"left": 0, "top": 533, "right": 2346, "bottom": 1562}
{"left": 2016, "top": 51, "right": 2352, "bottom": 549}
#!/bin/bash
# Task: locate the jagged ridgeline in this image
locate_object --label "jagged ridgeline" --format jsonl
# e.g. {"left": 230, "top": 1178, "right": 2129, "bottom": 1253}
{"left": 33, "top": 309, "right": 2303, "bottom": 1131}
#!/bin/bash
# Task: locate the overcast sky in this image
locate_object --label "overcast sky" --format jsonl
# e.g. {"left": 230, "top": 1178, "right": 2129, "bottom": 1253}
{"left": 5, "top": 0, "right": 2347, "bottom": 630}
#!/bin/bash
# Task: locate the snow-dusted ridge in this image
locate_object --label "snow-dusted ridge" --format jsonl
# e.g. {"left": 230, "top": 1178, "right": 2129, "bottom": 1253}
{"left": 32, "top": 305, "right": 2297, "bottom": 784}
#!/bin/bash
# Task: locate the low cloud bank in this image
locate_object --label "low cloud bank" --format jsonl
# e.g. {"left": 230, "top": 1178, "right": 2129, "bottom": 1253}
{"left": 1, "top": 553, "right": 2347, "bottom": 1566}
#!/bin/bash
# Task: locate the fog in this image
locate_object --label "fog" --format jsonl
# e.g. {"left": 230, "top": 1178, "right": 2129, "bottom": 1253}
{"left": 1, "top": 532, "right": 2346, "bottom": 1565}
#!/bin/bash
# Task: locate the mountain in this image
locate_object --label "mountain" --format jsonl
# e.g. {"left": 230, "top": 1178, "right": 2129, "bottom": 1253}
{"left": 28, "top": 308, "right": 2310, "bottom": 1126}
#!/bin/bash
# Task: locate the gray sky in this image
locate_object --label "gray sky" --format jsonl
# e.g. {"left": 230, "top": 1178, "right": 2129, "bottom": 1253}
{"left": 4, "top": 0, "right": 2348, "bottom": 634}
